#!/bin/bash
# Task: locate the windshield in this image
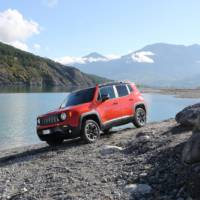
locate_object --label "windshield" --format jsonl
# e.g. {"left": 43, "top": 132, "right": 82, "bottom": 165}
{"left": 60, "top": 87, "right": 95, "bottom": 108}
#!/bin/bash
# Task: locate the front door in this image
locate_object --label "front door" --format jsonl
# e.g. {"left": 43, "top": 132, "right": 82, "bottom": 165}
{"left": 96, "top": 85, "right": 121, "bottom": 124}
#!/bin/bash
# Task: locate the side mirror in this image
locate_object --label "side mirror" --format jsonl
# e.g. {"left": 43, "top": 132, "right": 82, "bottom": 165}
{"left": 101, "top": 94, "right": 110, "bottom": 101}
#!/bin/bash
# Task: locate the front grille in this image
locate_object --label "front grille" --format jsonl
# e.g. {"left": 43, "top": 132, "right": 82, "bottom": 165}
{"left": 40, "top": 114, "right": 60, "bottom": 125}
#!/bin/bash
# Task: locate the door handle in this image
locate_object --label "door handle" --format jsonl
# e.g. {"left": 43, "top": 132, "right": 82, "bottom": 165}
{"left": 113, "top": 102, "right": 118, "bottom": 105}
{"left": 129, "top": 98, "right": 134, "bottom": 101}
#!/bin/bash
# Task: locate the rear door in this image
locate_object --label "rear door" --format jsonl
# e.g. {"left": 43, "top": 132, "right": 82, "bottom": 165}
{"left": 115, "top": 83, "right": 133, "bottom": 117}
{"left": 96, "top": 85, "right": 121, "bottom": 123}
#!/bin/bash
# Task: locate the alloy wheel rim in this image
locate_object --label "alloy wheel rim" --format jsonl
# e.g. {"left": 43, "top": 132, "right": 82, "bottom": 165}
{"left": 136, "top": 109, "right": 146, "bottom": 125}
{"left": 85, "top": 122, "right": 99, "bottom": 141}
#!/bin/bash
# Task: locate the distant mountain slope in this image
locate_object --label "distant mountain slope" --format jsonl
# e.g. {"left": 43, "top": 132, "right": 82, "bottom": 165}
{"left": 71, "top": 43, "right": 200, "bottom": 88}
{"left": 83, "top": 52, "right": 107, "bottom": 60}
{"left": 0, "top": 42, "right": 108, "bottom": 87}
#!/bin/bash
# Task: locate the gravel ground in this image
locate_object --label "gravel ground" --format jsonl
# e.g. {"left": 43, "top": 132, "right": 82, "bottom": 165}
{"left": 0, "top": 119, "right": 199, "bottom": 200}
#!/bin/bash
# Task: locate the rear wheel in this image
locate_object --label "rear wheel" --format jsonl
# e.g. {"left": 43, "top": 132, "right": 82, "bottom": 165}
{"left": 133, "top": 107, "right": 146, "bottom": 128}
{"left": 46, "top": 138, "right": 63, "bottom": 146}
{"left": 81, "top": 120, "right": 100, "bottom": 143}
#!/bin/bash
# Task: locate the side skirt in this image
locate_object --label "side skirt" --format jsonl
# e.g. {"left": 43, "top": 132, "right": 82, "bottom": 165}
{"left": 102, "top": 115, "right": 134, "bottom": 130}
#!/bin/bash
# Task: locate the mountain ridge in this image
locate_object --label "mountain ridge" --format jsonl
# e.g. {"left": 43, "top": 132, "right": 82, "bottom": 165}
{"left": 0, "top": 42, "right": 108, "bottom": 88}
{"left": 69, "top": 43, "right": 200, "bottom": 88}
{"left": 83, "top": 52, "right": 106, "bottom": 59}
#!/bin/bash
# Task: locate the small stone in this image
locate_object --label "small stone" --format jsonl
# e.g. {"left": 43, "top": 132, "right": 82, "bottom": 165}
{"left": 112, "top": 190, "right": 121, "bottom": 198}
{"left": 136, "top": 131, "right": 154, "bottom": 138}
{"left": 144, "top": 165, "right": 151, "bottom": 170}
{"left": 102, "top": 177, "right": 107, "bottom": 183}
{"left": 124, "top": 184, "right": 152, "bottom": 195}
{"left": 100, "top": 145, "right": 123, "bottom": 155}
{"left": 22, "top": 187, "right": 28, "bottom": 192}
{"left": 131, "top": 135, "right": 151, "bottom": 145}
{"left": 138, "top": 135, "right": 151, "bottom": 142}
{"left": 139, "top": 172, "right": 147, "bottom": 177}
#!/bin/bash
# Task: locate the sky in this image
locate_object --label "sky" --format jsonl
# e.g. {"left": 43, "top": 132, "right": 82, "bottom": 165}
{"left": 0, "top": 0, "right": 200, "bottom": 62}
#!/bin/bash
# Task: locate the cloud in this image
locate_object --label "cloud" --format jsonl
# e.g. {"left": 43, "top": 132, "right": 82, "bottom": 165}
{"left": 11, "top": 41, "right": 28, "bottom": 51}
{"left": 55, "top": 56, "right": 86, "bottom": 65}
{"left": 85, "top": 57, "right": 108, "bottom": 63}
{"left": 0, "top": 9, "right": 40, "bottom": 51}
{"left": 33, "top": 43, "right": 41, "bottom": 51}
{"left": 43, "top": 0, "right": 59, "bottom": 8}
{"left": 131, "top": 51, "right": 155, "bottom": 63}
{"left": 55, "top": 54, "right": 121, "bottom": 65}
{"left": 106, "top": 54, "right": 121, "bottom": 60}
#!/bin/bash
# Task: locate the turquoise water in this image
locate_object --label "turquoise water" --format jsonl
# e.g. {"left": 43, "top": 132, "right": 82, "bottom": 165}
{"left": 0, "top": 92, "right": 199, "bottom": 150}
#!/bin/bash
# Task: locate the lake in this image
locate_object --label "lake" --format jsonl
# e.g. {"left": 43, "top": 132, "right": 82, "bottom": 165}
{"left": 0, "top": 92, "right": 199, "bottom": 150}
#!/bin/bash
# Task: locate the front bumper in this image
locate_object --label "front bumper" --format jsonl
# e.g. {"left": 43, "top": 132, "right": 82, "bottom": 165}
{"left": 37, "top": 125, "right": 80, "bottom": 141}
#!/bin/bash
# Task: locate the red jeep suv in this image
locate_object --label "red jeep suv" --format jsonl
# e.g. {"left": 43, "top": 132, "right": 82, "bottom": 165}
{"left": 37, "top": 81, "right": 147, "bottom": 145}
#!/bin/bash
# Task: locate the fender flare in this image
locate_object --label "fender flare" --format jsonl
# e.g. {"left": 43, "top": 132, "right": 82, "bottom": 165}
{"left": 133, "top": 102, "right": 147, "bottom": 113}
{"left": 79, "top": 110, "right": 103, "bottom": 129}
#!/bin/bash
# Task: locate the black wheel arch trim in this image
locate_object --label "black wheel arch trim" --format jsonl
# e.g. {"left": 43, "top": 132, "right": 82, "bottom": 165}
{"left": 79, "top": 110, "right": 103, "bottom": 130}
{"left": 133, "top": 102, "right": 147, "bottom": 114}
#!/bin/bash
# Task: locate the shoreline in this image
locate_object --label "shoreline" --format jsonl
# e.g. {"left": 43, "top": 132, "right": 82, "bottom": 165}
{"left": 140, "top": 87, "right": 200, "bottom": 98}
{"left": 0, "top": 86, "right": 200, "bottom": 99}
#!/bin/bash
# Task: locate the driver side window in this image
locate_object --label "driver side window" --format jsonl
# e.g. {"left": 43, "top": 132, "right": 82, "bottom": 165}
{"left": 99, "top": 86, "right": 116, "bottom": 100}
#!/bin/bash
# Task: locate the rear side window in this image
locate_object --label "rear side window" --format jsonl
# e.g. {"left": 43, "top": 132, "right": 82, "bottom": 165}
{"left": 127, "top": 84, "right": 133, "bottom": 92}
{"left": 100, "top": 86, "right": 116, "bottom": 99}
{"left": 116, "top": 84, "right": 129, "bottom": 97}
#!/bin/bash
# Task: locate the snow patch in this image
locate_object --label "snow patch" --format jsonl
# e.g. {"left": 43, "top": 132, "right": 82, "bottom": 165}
{"left": 131, "top": 51, "right": 155, "bottom": 63}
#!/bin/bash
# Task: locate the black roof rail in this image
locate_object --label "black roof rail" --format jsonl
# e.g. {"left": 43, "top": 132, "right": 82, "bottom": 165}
{"left": 98, "top": 80, "right": 133, "bottom": 87}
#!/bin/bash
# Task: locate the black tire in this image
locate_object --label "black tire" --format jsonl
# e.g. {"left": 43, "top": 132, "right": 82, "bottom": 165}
{"left": 46, "top": 138, "right": 63, "bottom": 146}
{"left": 133, "top": 107, "right": 146, "bottom": 128}
{"left": 81, "top": 119, "right": 100, "bottom": 143}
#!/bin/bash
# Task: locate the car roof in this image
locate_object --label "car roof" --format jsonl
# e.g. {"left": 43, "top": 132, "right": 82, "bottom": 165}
{"left": 98, "top": 81, "right": 133, "bottom": 88}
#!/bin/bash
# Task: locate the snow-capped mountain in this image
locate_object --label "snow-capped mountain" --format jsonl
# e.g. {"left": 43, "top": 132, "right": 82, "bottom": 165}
{"left": 82, "top": 52, "right": 108, "bottom": 63}
{"left": 55, "top": 52, "right": 112, "bottom": 66}
{"left": 83, "top": 52, "right": 107, "bottom": 59}
{"left": 57, "top": 43, "right": 200, "bottom": 88}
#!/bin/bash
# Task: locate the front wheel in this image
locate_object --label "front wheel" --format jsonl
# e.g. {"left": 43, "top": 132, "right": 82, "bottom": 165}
{"left": 133, "top": 107, "right": 146, "bottom": 128}
{"left": 46, "top": 138, "right": 63, "bottom": 146}
{"left": 81, "top": 120, "right": 100, "bottom": 143}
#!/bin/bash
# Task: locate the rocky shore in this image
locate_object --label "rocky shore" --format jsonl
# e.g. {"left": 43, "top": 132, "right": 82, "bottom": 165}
{"left": 0, "top": 114, "right": 200, "bottom": 200}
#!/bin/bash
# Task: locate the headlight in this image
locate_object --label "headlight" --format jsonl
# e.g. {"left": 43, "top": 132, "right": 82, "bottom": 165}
{"left": 60, "top": 112, "right": 67, "bottom": 121}
{"left": 37, "top": 118, "right": 40, "bottom": 125}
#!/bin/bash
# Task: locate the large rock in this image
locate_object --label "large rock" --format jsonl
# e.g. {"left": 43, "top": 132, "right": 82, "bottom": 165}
{"left": 182, "top": 131, "right": 200, "bottom": 164}
{"left": 175, "top": 103, "right": 200, "bottom": 127}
